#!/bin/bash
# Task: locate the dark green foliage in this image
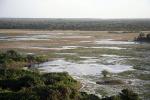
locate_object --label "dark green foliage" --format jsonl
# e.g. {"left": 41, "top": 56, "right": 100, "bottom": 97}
{"left": 18, "top": 75, "right": 43, "bottom": 87}
{"left": 35, "top": 55, "right": 48, "bottom": 64}
{"left": 0, "top": 79, "right": 21, "bottom": 91}
{"left": 42, "top": 72, "right": 77, "bottom": 86}
{"left": 135, "top": 32, "right": 150, "bottom": 42}
{"left": 0, "top": 68, "right": 40, "bottom": 79}
{"left": 0, "top": 50, "right": 48, "bottom": 69}
{"left": 0, "top": 92, "right": 39, "bottom": 100}
{"left": 0, "top": 50, "right": 26, "bottom": 68}
{"left": 0, "top": 69, "right": 43, "bottom": 91}
{"left": 0, "top": 50, "right": 25, "bottom": 62}
{"left": 0, "top": 68, "right": 80, "bottom": 100}
{"left": 33, "top": 85, "right": 78, "bottom": 100}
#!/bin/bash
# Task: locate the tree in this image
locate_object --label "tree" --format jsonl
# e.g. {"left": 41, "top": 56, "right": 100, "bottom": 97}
{"left": 35, "top": 55, "right": 47, "bottom": 67}
{"left": 101, "top": 70, "right": 111, "bottom": 78}
{"left": 139, "top": 32, "right": 145, "bottom": 38}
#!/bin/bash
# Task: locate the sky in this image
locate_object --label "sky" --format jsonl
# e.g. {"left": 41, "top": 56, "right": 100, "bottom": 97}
{"left": 0, "top": 0, "right": 150, "bottom": 18}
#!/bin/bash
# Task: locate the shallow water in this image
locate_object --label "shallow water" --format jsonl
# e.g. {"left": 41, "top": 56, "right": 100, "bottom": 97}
{"left": 0, "top": 35, "right": 51, "bottom": 41}
{"left": 95, "top": 39, "right": 138, "bottom": 45}
{"left": 19, "top": 45, "right": 128, "bottom": 51}
{"left": 38, "top": 59, "right": 133, "bottom": 76}
{"left": 85, "top": 46, "right": 127, "bottom": 50}
{"left": 19, "top": 46, "right": 82, "bottom": 50}
{"left": 38, "top": 56, "right": 134, "bottom": 96}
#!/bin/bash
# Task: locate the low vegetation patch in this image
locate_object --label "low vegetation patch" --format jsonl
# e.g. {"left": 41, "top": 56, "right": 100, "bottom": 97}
{"left": 0, "top": 50, "right": 48, "bottom": 69}
{"left": 119, "top": 70, "right": 150, "bottom": 80}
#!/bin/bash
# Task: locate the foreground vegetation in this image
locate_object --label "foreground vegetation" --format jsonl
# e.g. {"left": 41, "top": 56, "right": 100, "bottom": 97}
{"left": 0, "top": 68, "right": 80, "bottom": 100}
{"left": 0, "top": 50, "right": 141, "bottom": 100}
{"left": 0, "top": 68, "right": 141, "bottom": 100}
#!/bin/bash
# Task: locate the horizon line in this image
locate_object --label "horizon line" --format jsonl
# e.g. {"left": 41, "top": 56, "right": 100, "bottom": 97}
{"left": 0, "top": 17, "right": 150, "bottom": 19}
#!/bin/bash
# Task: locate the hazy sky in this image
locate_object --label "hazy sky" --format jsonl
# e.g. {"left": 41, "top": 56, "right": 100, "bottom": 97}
{"left": 0, "top": 0, "right": 150, "bottom": 18}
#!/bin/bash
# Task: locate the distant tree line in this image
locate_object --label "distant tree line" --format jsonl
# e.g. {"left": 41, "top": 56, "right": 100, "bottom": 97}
{"left": 0, "top": 18, "right": 150, "bottom": 31}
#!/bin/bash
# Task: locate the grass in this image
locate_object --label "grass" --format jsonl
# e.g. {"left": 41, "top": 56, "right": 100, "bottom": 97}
{"left": 118, "top": 70, "right": 150, "bottom": 80}
{"left": 118, "top": 70, "right": 135, "bottom": 77}
{"left": 60, "top": 47, "right": 144, "bottom": 58}
{"left": 137, "top": 74, "right": 150, "bottom": 80}
{"left": 126, "top": 59, "right": 150, "bottom": 71}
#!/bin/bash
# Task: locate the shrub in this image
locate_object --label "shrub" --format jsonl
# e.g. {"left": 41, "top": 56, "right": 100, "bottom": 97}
{"left": 101, "top": 70, "right": 111, "bottom": 78}
{"left": 42, "top": 72, "right": 77, "bottom": 86}
{"left": 0, "top": 50, "right": 48, "bottom": 69}
{"left": 0, "top": 68, "right": 40, "bottom": 79}
{"left": 18, "top": 75, "right": 43, "bottom": 87}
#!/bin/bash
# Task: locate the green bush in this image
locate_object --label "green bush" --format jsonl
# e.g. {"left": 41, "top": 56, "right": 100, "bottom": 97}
{"left": 0, "top": 68, "right": 82, "bottom": 100}
{"left": 0, "top": 50, "right": 48, "bottom": 69}
{"left": 0, "top": 69, "right": 40, "bottom": 79}
{"left": 18, "top": 75, "right": 44, "bottom": 87}
{"left": 42, "top": 72, "right": 77, "bottom": 86}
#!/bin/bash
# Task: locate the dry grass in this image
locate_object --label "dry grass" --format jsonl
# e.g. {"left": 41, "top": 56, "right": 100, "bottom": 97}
{"left": 0, "top": 29, "right": 147, "bottom": 52}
